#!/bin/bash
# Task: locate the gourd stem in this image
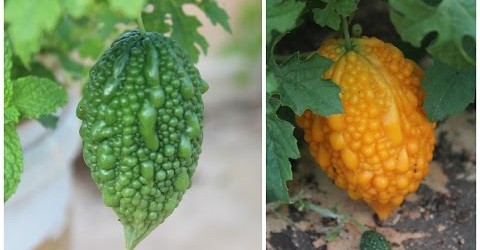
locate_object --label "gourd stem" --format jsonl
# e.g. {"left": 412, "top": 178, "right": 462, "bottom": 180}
{"left": 342, "top": 16, "right": 352, "bottom": 50}
{"left": 137, "top": 14, "right": 146, "bottom": 35}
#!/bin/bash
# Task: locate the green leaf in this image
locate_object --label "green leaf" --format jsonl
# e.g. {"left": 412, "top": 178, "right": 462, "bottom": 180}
{"left": 198, "top": 0, "right": 232, "bottom": 33}
{"left": 63, "top": 0, "right": 94, "bottom": 18}
{"left": 313, "top": 0, "right": 358, "bottom": 30}
{"left": 97, "top": 9, "right": 130, "bottom": 40}
{"left": 109, "top": 0, "right": 147, "bottom": 19}
{"left": 5, "top": 0, "right": 62, "bottom": 65}
{"left": 143, "top": 1, "right": 207, "bottom": 62}
{"left": 78, "top": 37, "right": 106, "bottom": 58}
{"left": 266, "top": 71, "right": 279, "bottom": 93}
{"left": 5, "top": 123, "right": 24, "bottom": 202}
{"left": 422, "top": 59, "right": 475, "bottom": 121}
{"left": 11, "top": 56, "right": 56, "bottom": 81}
{"left": 266, "top": 96, "right": 299, "bottom": 203}
{"left": 168, "top": 5, "right": 208, "bottom": 62}
{"left": 272, "top": 53, "right": 343, "bottom": 116}
{"left": 142, "top": 0, "right": 230, "bottom": 62}
{"left": 58, "top": 54, "right": 88, "bottom": 78}
{"left": 389, "top": 0, "right": 475, "bottom": 67}
{"left": 266, "top": 0, "right": 305, "bottom": 45}
{"left": 12, "top": 76, "right": 68, "bottom": 119}
{"left": 5, "top": 106, "right": 21, "bottom": 125}
{"left": 141, "top": 3, "right": 171, "bottom": 34}
{"left": 5, "top": 37, "right": 13, "bottom": 106}
{"left": 37, "top": 114, "right": 60, "bottom": 129}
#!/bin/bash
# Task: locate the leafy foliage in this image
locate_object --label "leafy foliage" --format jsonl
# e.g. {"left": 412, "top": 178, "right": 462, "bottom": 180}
{"left": 5, "top": 37, "right": 13, "bottom": 106}
{"left": 198, "top": 0, "right": 232, "bottom": 33}
{"left": 4, "top": 123, "right": 23, "bottom": 201}
{"left": 271, "top": 53, "right": 342, "bottom": 116}
{"left": 313, "top": 0, "right": 357, "bottom": 30}
{"left": 12, "top": 76, "right": 67, "bottom": 119}
{"left": 389, "top": 0, "right": 475, "bottom": 67}
{"left": 5, "top": 0, "right": 230, "bottom": 73}
{"left": 4, "top": 39, "right": 67, "bottom": 202}
{"left": 266, "top": 97, "right": 298, "bottom": 203}
{"left": 109, "top": 0, "right": 147, "bottom": 18}
{"left": 37, "top": 115, "right": 61, "bottom": 129}
{"left": 143, "top": 0, "right": 231, "bottom": 62}
{"left": 5, "top": 0, "right": 62, "bottom": 66}
{"left": 422, "top": 59, "right": 475, "bottom": 121}
{"left": 266, "top": 0, "right": 305, "bottom": 45}
{"left": 64, "top": 0, "right": 93, "bottom": 18}
{"left": 5, "top": 107, "right": 20, "bottom": 125}
{"left": 266, "top": 0, "right": 344, "bottom": 203}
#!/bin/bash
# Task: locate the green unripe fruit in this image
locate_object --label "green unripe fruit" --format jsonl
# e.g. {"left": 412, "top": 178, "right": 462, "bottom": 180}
{"left": 77, "top": 30, "right": 207, "bottom": 249}
{"left": 360, "top": 230, "right": 391, "bottom": 250}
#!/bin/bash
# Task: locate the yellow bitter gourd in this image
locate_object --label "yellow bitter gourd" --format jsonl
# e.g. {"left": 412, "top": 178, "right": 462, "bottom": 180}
{"left": 296, "top": 37, "right": 435, "bottom": 219}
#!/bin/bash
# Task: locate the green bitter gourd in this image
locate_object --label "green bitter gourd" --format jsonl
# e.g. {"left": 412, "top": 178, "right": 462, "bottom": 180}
{"left": 77, "top": 30, "right": 208, "bottom": 249}
{"left": 360, "top": 230, "right": 392, "bottom": 250}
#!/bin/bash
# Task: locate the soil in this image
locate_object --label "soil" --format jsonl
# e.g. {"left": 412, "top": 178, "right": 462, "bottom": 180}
{"left": 267, "top": 1, "right": 476, "bottom": 249}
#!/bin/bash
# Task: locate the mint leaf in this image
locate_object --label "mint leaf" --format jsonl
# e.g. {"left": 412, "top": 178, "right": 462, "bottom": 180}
{"left": 5, "top": 123, "right": 23, "bottom": 201}
{"left": 5, "top": 106, "right": 20, "bottom": 125}
{"left": 12, "top": 76, "right": 67, "bottom": 119}
{"left": 389, "top": 0, "right": 475, "bottom": 67}
{"left": 108, "top": 0, "right": 147, "bottom": 19}
{"left": 313, "top": 0, "right": 358, "bottom": 30}
{"left": 5, "top": 0, "right": 62, "bottom": 66}
{"left": 422, "top": 59, "right": 475, "bottom": 121}
{"left": 272, "top": 53, "right": 343, "bottom": 116}
{"left": 266, "top": 0, "right": 305, "bottom": 45}
{"left": 198, "top": 0, "right": 232, "bottom": 33}
{"left": 266, "top": 96, "right": 299, "bottom": 203}
{"left": 5, "top": 37, "right": 13, "bottom": 106}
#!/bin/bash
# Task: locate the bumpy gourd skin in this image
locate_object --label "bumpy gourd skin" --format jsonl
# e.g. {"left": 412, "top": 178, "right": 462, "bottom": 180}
{"left": 360, "top": 230, "right": 391, "bottom": 250}
{"left": 77, "top": 30, "right": 208, "bottom": 249}
{"left": 296, "top": 37, "right": 435, "bottom": 220}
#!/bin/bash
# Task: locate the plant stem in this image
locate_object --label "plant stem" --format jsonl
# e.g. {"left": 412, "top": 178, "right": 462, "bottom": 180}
{"left": 342, "top": 16, "right": 352, "bottom": 49}
{"left": 274, "top": 51, "right": 316, "bottom": 64}
{"left": 137, "top": 14, "right": 146, "bottom": 35}
{"left": 348, "top": 215, "right": 369, "bottom": 232}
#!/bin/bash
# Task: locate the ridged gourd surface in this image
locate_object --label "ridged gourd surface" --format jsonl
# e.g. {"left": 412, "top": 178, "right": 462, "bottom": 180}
{"left": 360, "top": 230, "right": 391, "bottom": 250}
{"left": 76, "top": 30, "right": 208, "bottom": 249}
{"left": 296, "top": 37, "right": 435, "bottom": 220}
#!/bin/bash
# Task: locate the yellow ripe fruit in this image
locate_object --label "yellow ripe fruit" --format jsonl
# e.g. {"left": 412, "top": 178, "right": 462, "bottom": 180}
{"left": 297, "top": 37, "right": 436, "bottom": 220}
